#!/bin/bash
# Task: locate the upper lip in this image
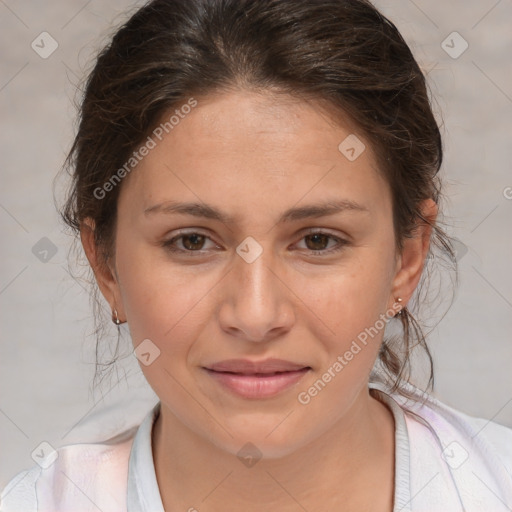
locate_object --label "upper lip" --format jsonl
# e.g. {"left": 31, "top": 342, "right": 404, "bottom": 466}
{"left": 204, "top": 358, "right": 310, "bottom": 374}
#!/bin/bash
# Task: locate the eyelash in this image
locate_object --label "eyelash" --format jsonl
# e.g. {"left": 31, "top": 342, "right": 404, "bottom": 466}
{"left": 161, "top": 229, "right": 349, "bottom": 257}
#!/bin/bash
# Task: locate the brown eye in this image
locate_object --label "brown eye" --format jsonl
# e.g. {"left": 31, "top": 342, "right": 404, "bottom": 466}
{"left": 295, "top": 230, "right": 349, "bottom": 256}
{"left": 180, "top": 233, "right": 206, "bottom": 251}
{"left": 162, "top": 231, "right": 217, "bottom": 255}
{"left": 304, "top": 233, "right": 331, "bottom": 251}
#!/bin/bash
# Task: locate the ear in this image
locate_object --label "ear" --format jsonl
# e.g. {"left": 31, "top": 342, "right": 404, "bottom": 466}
{"left": 80, "top": 218, "right": 126, "bottom": 322}
{"left": 390, "top": 199, "right": 438, "bottom": 307}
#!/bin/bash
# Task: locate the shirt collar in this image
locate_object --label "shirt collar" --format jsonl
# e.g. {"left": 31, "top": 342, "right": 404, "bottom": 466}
{"left": 127, "top": 401, "right": 164, "bottom": 512}
{"left": 369, "top": 381, "right": 412, "bottom": 512}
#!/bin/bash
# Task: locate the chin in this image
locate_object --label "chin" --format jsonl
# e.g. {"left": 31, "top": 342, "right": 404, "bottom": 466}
{"left": 204, "top": 422, "right": 310, "bottom": 462}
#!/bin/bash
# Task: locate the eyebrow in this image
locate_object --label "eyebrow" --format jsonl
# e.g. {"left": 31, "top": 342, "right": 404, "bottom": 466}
{"left": 144, "top": 199, "right": 369, "bottom": 224}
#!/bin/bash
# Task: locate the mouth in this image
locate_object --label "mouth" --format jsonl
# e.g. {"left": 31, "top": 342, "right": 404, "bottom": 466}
{"left": 202, "top": 359, "right": 311, "bottom": 399}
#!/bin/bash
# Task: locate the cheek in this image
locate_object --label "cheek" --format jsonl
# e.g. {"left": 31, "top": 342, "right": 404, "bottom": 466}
{"left": 115, "top": 247, "right": 214, "bottom": 408}
{"left": 118, "top": 269, "right": 210, "bottom": 352}
{"left": 113, "top": 234, "right": 207, "bottom": 350}
{"left": 304, "top": 249, "right": 395, "bottom": 351}
{"left": 291, "top": 255, "right": 395, "bottom": 425}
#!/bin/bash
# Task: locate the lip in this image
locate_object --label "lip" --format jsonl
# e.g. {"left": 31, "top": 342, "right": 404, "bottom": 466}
{"left": 205, "top": 358, "right": 310, "bottom": 374}
{"left": 202, "top": 359, "right": 311, "bottom": 399}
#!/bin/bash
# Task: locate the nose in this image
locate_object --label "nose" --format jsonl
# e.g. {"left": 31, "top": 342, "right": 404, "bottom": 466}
{"left": 217, "top": 241, "right": 295, "bottom": 343}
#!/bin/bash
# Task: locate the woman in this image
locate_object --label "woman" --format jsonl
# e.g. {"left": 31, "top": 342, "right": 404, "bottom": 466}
{"left": 2, "top": 0, "right": 511, "bottom": 511}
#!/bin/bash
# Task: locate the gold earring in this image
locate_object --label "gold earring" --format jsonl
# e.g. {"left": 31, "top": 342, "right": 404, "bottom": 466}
{"left": 395, "top": 297, "right": 403, "bottom": 316}
{"left": 112, "top": 308, "right": 121, "bottom": 325}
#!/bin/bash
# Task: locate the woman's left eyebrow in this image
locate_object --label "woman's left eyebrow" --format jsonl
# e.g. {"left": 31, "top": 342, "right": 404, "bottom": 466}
{"left": 143, "top": 198, "right": 370, "bottom": 225}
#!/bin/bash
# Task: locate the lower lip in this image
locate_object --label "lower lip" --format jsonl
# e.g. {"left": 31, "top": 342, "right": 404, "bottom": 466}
{"left": 204, "top": 368, "right": 310, "bottom": 399}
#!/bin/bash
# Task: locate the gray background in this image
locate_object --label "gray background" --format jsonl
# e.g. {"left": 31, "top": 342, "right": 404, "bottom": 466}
{"left": 1, "top": 0, "right": 511, "bottom": 489}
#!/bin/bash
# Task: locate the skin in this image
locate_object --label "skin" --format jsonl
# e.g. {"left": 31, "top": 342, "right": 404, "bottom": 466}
{"left": 82, "top": 89, "right": 436, "bottom": 511}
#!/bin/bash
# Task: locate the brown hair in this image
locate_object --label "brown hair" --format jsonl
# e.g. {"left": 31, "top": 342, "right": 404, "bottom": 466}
{"left": 60, "top": 0, "right": 457, "bottom": 397}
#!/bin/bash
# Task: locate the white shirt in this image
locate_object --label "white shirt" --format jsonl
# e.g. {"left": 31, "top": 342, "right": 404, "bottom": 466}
{"left": 2, "top": 380, "right": 512, "bottom": 511}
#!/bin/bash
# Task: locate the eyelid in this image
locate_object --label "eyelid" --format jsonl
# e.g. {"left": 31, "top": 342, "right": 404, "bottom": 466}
{"left": 298, "top": 226, "right": 346, "bottom": 238}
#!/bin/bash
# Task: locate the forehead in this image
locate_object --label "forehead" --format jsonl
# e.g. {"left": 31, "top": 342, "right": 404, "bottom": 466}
{"left": 118, "top": 89, "right": 391, "bottom": 223}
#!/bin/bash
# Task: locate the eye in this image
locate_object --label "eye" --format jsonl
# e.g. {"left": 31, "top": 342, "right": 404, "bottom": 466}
{"left": 295, "top": 230, "right": 348, "bottom": 255}
{"left": 162, "top": 231, "right": 218, "bottom": 255}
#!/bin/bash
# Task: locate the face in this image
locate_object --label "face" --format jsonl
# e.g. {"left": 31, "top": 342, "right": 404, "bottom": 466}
{"left": 85, "top": 89, "right": 430, "bottom": 458}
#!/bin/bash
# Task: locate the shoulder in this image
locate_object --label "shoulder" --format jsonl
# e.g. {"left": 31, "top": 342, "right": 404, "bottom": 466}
{"left": 398, "top": 386, "right": 512, "bottom": 474}
{"left": 1, "top": 428, "right": 136, "bottom": 512}
{"left": 371, "top": 379, "right": 512, "bottom": 511}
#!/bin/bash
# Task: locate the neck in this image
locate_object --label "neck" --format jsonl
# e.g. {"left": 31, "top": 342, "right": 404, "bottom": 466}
{"left": 152, "top": 387, "right": 395, "bottom": 512}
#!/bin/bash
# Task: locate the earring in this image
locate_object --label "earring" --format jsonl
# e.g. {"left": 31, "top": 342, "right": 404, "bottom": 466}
{"left": 112, "top": 308, "right": 121, "bottom": 325}
{"left": 395, "top": 297, "right": 403, "bottom": 316}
